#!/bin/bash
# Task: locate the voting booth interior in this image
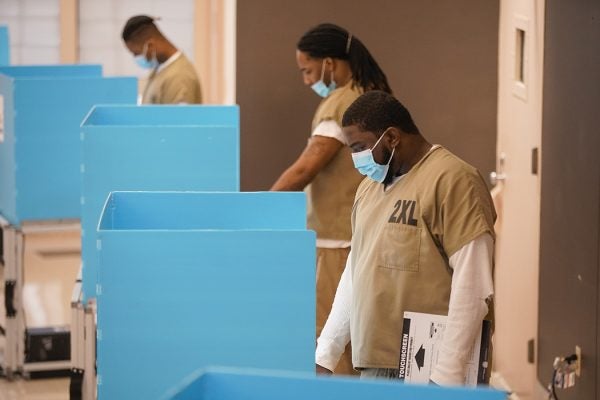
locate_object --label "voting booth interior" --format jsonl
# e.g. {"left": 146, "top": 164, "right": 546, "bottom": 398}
{"left": 0, "top": 65, "right": 136, "bottom": 226}
{"left": 95, "top": 191, "right": 315, "bottom": 400}
{"left": 165, "top": 368, "right": 508, "bottom": 400}
{"left": 0, "top": 64, "right": 137, "bottom": 376}
{"left": 79, "top": 105, "right": 240, "bottom": 302}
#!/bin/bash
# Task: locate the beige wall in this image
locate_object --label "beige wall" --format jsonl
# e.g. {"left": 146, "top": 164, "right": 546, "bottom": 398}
{"left": 195, "top": 0, "right": 236, "bottom": 104}
{"left": 493, "top": 0, "right": 545, "bottom": 398}
{"left": 59, "top": 0, "right": 78, "bottom": 63}
{"left": 236, "top": 0, "right": 499, "bottom": 191}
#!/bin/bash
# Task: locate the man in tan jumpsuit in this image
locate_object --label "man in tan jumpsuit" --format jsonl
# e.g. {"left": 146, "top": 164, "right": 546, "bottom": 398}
{"left": 122, "top": 15, "right": 202, "bottom": 104}
{"left": 316, "top": 90, "right": 496, "bottom": 385}
{"left": 271, "top": 24, "right": 392, "bottom": 375}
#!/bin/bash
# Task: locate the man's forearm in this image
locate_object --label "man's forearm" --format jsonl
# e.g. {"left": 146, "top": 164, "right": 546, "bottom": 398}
{"left": 430, "top": 234, "right": 494, "bottom": 385}
{"left": 315, "top": 252, "right": 353, "bottom": 371}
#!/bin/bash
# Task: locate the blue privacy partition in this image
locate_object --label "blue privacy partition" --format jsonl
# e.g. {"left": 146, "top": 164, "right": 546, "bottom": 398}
{"left": 0, "top": 65, "right": 136, "bottom": 226}
{"left": 0, "top": 64, "right": 101, "bottom": 77}
{"left": 0, "top": 26, "right": 9, "bottom": 65}
{"left": 165, "top": 368, "right": 508, "bottom": 400}
{"left": 81, "top": 105, "right": 239, "bottom": 301}
{"left": 96, "top": 191, "right": 315, "bottom": 400}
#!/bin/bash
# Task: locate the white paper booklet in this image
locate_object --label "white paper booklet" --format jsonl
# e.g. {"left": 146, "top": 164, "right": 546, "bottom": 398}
{"left": 398, "top": 311, "right": 491, "bottom": 386}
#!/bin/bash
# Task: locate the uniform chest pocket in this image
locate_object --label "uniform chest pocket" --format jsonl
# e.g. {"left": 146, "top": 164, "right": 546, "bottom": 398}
{"left": 377, "top": 224, "right": 421, "bottom": 272}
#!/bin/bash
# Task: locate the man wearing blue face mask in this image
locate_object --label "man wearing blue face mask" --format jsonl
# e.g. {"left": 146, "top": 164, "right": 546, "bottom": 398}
{"left": 316, "top": 91, "right": 496, "bottom": 386}
{"left": 122, "top": 15, "right": 202, "bottom": 104}
{"left": 271, "top": 23, "right": 392, "bottom": 376}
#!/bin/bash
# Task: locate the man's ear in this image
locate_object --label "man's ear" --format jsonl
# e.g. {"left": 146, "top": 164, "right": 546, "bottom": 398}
{"left": 146, "top": 38, "right": 157, "bottom": 53}
{"left": 324, "top": 57, "right": 334, "bottom": 69}
{"left": 387, "top": 127, "right": 403, "bottom": 147}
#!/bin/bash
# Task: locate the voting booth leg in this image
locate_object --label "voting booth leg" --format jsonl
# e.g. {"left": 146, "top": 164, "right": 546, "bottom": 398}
{"left": 70, "top": 276, "right": 97, "bottom": 400}
{"left": 69, "top": 284, "right": 97, "bottom": 400}
{"left": 1, "top": 218, "right": 23, "bottom": 379}
{"left": 2, "top": 219, "right": 79, "bottom": 377}
{"left": 70, "top": 270, "right": 84, "bottom": 400}
{"left": 20, "top": 222, "right": 78, "bottom": 374}
{"left": 83, "top": 299, "right": 97, "bottom": 400}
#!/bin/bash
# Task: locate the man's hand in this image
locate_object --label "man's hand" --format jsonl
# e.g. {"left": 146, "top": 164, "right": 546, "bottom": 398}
{"left": 270, "top": 136, "right": 342, "bottom": 191}
{"left": 316, "top": 364, "right": 333, "bottom": 375}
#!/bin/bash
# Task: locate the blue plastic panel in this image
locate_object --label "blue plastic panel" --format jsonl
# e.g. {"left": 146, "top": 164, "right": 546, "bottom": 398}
{"left": 82, "top": 104, "right": 237, "bottom": 126}
{"left": 99, "top": 191, "right": 306, "bottom": 230}
{"left": 81, "top": 105, "right": 240, "bottom": 300}
{"left": 0, "top": 26, "right": 9, "bottom": 65}
{"left": 166, "top": 368, "right": 508, "bottom": 400}
{"left": 0, "top": 64, "right": 101, "bottom": 78}
{"left": 96, "top": 192, "right": 314, "bottom": 400}
{"left": 0, "top": 66, "right": 136, "bottom": 226}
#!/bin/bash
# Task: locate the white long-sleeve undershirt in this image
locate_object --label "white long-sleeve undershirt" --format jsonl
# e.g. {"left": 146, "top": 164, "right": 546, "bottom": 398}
{"left": 315, "top": 233, "right": 494, "bottom": 385}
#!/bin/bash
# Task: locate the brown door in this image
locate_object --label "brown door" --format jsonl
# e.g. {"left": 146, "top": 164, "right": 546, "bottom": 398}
{"left": 538, "top": 0, "right": 600, "bottom": 399}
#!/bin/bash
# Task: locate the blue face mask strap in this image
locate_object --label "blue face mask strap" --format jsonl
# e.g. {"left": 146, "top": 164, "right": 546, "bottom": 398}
{"left": 320, "top": 59, "right": 326, "bottom": 81}
{"left": 143, "top": 41, "right": 158, "bottom": 64}
{"left": 372, "top": 128, "right": 390, "bottom": 151}
{"left": 320, "top": 59, "right": 335, "bottom": 85}
{"left": 373, "top": 128, "right": 395, "bottom": 168}
{"left": 387, "top": 146, "right": 395, "bottom": 166}
{"left": 141, "top": 41, "right": 149, "bottom": 60}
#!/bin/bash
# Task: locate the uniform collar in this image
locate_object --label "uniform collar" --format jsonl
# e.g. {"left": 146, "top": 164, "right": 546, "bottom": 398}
{"left": 157, "top": 51, "right": 182, "bottom": 73}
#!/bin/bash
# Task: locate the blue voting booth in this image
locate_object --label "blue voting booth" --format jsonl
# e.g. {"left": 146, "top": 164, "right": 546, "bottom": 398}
{"left": 165, "top": 368, "right": 508, "bottom": 400}
{"left": 96, "top": 191, "right": 315, "bottom": 400}
{"left": 0, "top": 26, "right": 8, "bottom": 65}
{"left": 80, "top": 105, "right": 240, "bottom": 301}
{"left": 0, "top": 65, "right": 136, "bottom": 226}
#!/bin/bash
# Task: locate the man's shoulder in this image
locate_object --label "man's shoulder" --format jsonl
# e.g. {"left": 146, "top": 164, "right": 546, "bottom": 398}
{"left": 330, "top": 82, "right": 363, "bottom": 109}
{"left": 173, "top": 52, "right": 193, "bottom": 66}
{"left": 355, "top": 177, "right": 376, "bottom": 201}
{"left": 169, "top": 54, "right": 197, "bottom": 74}
{"left": 422, "top": 147, "right": 482, "bottom": 182}
{"left": 315, "top": 83, "right": 363, "bottom": 123}
{"left": 156, "top": 53, "right": 196, "bottom": 77}
{"left": 423, "top": 148, "right": 493, "bottom": 220}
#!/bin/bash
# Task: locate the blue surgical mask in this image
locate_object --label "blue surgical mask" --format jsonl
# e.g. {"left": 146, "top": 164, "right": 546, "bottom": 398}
{"left": 311, "top": 60, "right": 336, "bottom": 97}
{"left": 134, "top": 42, "right": 158, "bottom": 70}
{"left": 351, "top": 130, "right": 395, "bottom": 183}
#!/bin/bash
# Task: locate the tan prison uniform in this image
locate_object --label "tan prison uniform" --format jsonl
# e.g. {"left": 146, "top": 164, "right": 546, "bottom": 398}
{"left": 142, "top": 53, "right": 202, "bottom": 104}
{"left": 308, "top": 82, "right": 364, "bottom": 375}
{"left": 350, "top": 146, "right": 496, "bottom": 369}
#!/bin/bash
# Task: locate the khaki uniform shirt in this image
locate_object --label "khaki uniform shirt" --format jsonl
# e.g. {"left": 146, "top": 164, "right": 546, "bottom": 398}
{"left": 350, "top": 146, "right": 496, "bottom": 368}
{"left": 306, "top": 82, "right": 364, "bottom": 241}
{"left": 142, "top": 53, "right": 202, "bottom": 104}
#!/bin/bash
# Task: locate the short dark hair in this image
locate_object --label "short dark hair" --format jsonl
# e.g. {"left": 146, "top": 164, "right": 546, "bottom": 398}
{"left": 122, "top": 15, "right": 156, "bottom": 42}
{"left": 297, "top": 23, "right": 392, "bottom": 94}
{"left": 342, "top": 91, "right": 419, "bottom": 135}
